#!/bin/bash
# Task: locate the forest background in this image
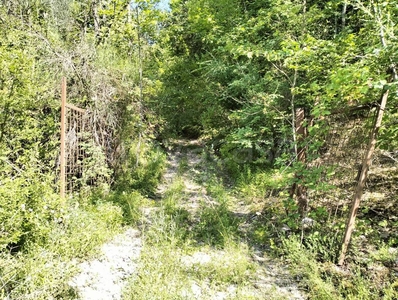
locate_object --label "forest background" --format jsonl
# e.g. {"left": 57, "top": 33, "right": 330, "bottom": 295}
{"left": 0, "top": 0, "right": 398, "bottom": 299}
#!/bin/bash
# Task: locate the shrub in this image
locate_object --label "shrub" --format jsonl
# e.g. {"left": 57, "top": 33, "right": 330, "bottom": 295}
{"left": 0, "top": 169, "right": 61, "bottom": 251}
{"left": 115, "top": 142, "right": 166, "bottom": 196}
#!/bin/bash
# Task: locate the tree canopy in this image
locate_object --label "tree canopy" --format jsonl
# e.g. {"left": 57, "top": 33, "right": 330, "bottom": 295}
{"left": 1, "top": 0, "right": 398, "bottom": 298}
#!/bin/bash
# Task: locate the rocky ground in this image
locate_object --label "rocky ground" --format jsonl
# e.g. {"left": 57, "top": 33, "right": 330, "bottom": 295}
{"left": 69, "top": 228, "right": 142, "bottom": 300}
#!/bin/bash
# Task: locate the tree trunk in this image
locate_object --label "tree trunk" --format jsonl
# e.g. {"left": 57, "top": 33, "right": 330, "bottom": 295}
{"left": 338, "top": 87, "right": 389, "bottom": 265}
{"left": 341, "top": 2, "right": 347, "bottom": 30}
{"left": 135, "top": 5, "right": 144, "bottom": 167}
{"left": 289, "top": 108, "right": 308, "bottom": 217}
{"left": 93, "top": 0, "right": 100, "bottom": 40}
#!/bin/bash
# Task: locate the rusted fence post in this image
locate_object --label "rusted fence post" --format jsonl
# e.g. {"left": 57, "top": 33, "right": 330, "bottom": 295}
{"left": 60, "top": 77, "right": 67, "bottom": 199}
{"left": 289, "top": 108, "right": 308, "bottom": 216}
{"left": 296, "top": 108, "right": 308, "bottom": 216}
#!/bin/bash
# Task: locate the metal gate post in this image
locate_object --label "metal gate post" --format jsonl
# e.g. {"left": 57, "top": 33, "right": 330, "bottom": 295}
{"left": 60, "top": 77, "right": 67, "bottom": 199}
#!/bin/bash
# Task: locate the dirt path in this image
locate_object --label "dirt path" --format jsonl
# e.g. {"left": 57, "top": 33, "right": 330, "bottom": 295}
{"left": 156, "top": 140, "right": 305, "bottom": 299}
{"left": 70, "top": 139, "right": 305, "bottom": 299}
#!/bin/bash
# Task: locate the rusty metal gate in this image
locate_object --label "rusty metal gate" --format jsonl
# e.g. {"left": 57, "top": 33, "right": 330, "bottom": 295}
{"left": 60, "top": 77, "right": 87, "bottom": 197}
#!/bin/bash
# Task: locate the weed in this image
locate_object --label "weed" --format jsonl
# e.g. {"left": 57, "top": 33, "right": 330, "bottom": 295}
{"left": 280, "top": 235, "right": 398, "bottom": 299}
{"left": 370, "top": 244, "right": 398, "bottom": 266}
{"left": 302, "top": 227, "right": 342, "bottom": 263}
{"left": 177, "top": 156, "right": 189, "bottom": 175}
{"left": 193, "top": 201, "right": 240, "bottom": 247}
{"left": 237, "top": 168, "right": 290, "bottom": 203}
{"left": 163, "top": 177, "right": 186, "bottom": 202}
{"left": 108, "top": 190, "right": 149, "bottom": 225}
{"left": 187, "top": 243, "right": 255, "bottom": 285}
{"left": 206, "top": 181, "right": 229, "bottom": 203}
{"left": 281, "top": 236, "right": 340, "bottom": 299}
{"left": 0, "top": 198, "right": 124, "bottom": 299}
{"left": 124, "top": 212, "right": 256, "bottom": 300}
{"left": 115, "top": 143, "right": 166, "bottom": 196}
{"left": 0, "top": 249, "right": 78, "bottom": 300}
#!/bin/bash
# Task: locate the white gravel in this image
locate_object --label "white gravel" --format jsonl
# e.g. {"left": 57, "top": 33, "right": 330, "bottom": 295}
{"left": 69, "top": 228, "right": 142, "bottom": 300}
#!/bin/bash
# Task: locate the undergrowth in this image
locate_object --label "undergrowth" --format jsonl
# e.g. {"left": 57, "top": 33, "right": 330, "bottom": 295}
{"left": 0, "top": 143, "right": 166, "bottom": 299}
{"left": 4, "top": 140, "right": 395, "bottom": 299}
{"left": 280, "top": 236, "right": 398, "bottom": 300}
{"left": 0, "top": 197, "right": 123, "bottom": 299}
{"left": 234, "top": 166, "right": 398, "bottom": 300}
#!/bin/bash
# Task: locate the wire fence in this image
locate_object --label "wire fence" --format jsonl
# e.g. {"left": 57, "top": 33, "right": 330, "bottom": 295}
{"left": 296, "top": 104, "right": 398, "bottom": 232}
{"left": 59, "top": 77, "right": 87, "bottom": 197}
{"left": 64, "top": 103, "right": 86, "bottom": 195}
{"left": 307, "top": 108, "right": 376, "bottom": 207}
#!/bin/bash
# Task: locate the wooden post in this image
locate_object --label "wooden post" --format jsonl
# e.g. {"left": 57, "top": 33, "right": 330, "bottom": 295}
{"left": 60, "top": 77, "right": 67, "bottom": 199}
{"left": 338, "top": 88, "right": 389, "bottom": 265}
{"left": 290, "top": 108, "right": 308, "bottom": 216}
{"left": 296, "top": 108, "right": 306, "bottom": 163}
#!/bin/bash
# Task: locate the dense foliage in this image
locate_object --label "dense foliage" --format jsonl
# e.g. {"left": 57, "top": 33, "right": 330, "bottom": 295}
{"left": 1, "top": 0, "right": 397, "bottom": 298}
{"left": 0, "top": 1, "right": 166, "bottom": 298}
{"left": 154, "top": 1, "right": 398, "bottom": 298}
{"left": 158, "top": 0, "right": 398, "bottom": 159}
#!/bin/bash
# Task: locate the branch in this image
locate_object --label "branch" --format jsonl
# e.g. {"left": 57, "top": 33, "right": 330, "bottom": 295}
{"left": 270, "top": 62, "right": 294, "bottom": 86}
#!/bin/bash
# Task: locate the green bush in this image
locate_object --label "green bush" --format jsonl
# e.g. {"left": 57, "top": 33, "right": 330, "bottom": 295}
{"left": 115, "top": 142, "right": 166, "bottom": 196}
{"left": 237, "top": 167, "right": 290, "bottom": 201}
{"left": 50, "top": 201, "right": 123, "bottom": 259}
{"left": 303, "top": 228, "right": 342, "bottom": 263}
{"left": 0, "top": 193, "right": 124, "bottom": 299}
{"left": 108, "top": 190, "right": 149, "bottom": 225}
{"left": 0, "top": 170, "right": 61, "bottom": 251}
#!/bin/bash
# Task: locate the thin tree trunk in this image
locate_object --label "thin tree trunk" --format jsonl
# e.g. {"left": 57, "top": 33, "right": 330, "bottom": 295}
{"left": 338, "top": 87, "right": 389, "bottom": 265}
{"left": 60, "top": 77, "right": 67, "bottom": 200}
{"left": 127, "top": 1, "right": 132, "bottom": 23}
{"left": 93, "top": 0, "right": 100, "bottom": 40}
{"left": 341, "top": 2, "right": 347, "bottom": 30}
{"left": 291, "top": 69, "right": 298, "bottom": 156}
{"left": 135, "top": 5, "right": 144, "bottom": 167}
{"left": 339, "top": 1, "right": 398, "bottom": 265}
{"left": 289, "top": 71, "right": 310, "bottom": 216}
{"left": 295, "top": 108, "right": 308, "bottom": 216}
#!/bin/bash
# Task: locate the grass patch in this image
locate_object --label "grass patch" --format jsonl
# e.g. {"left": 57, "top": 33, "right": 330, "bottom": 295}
{"left": 281, "top": 235, "right": 398, "bottom": 299}
{"left": 0, "top": 199, "right": 124, "bottom": 299}
{"left": 177, "top": 156, "right": 189, "bottom": 175}
{"left": 108, "top": 190, "right": 150, "bottom": 225}
{"left": 193, "top": 200, "right": 240, "bottom": 247}
{"left": 114, "top": 142, "right": 166, "bottom": 197}
{"left": 123, "top": 211, "right": 256, "bottom": 300}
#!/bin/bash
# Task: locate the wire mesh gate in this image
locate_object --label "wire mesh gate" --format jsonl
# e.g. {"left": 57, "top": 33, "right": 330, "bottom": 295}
{"left": 288, "top": 105, "right": 379, "bottom": 216}
{"left": 307, "top": 107, "right": 376, "bottom": 204}
{"left": 60, "top": 77, "right": 87, "bottom": 198}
